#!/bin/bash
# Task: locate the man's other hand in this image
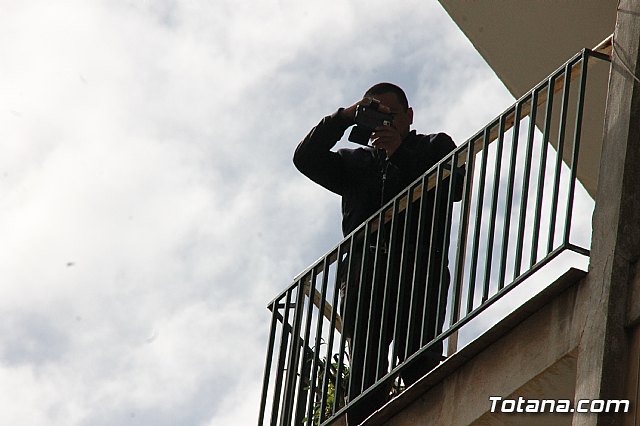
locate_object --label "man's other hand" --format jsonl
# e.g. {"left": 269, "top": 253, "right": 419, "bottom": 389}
{"left": 371, "top": 125, "right": 402, "bottom": 157}
{"left": 340, "top": 97, "right": 392, "bottom": 123}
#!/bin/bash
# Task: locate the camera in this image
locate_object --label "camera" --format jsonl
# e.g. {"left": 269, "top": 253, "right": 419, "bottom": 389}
{"left": 348, "top": 100, "right": 394, "bottom": 145}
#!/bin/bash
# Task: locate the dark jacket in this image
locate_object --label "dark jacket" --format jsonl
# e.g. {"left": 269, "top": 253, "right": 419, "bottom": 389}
{"left": 293, "top": 109, "right": 461, "bottom": 236}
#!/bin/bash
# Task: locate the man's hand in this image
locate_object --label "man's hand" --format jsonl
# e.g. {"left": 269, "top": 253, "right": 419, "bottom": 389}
{"left": 371, "top": 125, "right": 402, "bottom": 157}
{"left": 340, "top": 97, "right": 403, "bottom": 156}
{"left": 339, "top": 97, "right": 392, "bottom": 123}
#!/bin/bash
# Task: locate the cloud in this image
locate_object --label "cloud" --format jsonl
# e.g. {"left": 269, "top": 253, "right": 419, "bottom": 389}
{"left": 0, "top": 0, "right": 522, "bottom": 424}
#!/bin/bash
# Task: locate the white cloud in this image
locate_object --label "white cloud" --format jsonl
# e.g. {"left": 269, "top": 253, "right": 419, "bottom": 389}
{"left": 0, "top": 0, "right": 526, "bottom": 424}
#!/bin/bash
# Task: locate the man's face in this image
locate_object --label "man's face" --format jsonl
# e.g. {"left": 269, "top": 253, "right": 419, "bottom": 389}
{"left": 371, "top": 92, "right": 414, "bottom": 139}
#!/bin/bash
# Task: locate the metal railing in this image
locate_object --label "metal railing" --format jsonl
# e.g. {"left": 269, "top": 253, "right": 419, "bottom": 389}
{"left": 259, "top": 48, "right": 611, "bottom": 426}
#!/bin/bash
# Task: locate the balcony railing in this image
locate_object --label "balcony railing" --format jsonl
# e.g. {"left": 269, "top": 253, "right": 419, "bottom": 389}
{"left": 259, "top": 48, "right": 611, "bottom": 426}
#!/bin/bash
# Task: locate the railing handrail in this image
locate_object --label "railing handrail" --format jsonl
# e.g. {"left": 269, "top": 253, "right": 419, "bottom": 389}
{"left": 270, "top": 46, "right": 610, "bottom": 308}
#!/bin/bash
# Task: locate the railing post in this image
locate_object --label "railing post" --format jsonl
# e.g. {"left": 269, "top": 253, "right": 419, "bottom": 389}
{"left": 563, "top": 52, "right": 590, "bottom": 250}
{"left": 573, "top": 3, "right": 640, "bottom": 424}
{"left": 258, "top": 302, "right": 281, "bottom": 426}
{"left": 547, "top": 60, "right": 573, "bottom": 254}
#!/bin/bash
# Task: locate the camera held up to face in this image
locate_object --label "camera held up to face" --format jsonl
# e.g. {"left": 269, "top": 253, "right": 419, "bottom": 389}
{"left": 348, "top": 99, "right": 394, "bottom": 145}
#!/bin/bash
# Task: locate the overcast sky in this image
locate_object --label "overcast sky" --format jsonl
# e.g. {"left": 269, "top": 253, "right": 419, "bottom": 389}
{"left": 0, "top": 1, "right": 523, "bottom": 424}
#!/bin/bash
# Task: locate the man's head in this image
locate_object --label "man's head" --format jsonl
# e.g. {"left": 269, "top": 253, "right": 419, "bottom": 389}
{"left": 364, "top": 82, "right": 413, "bottom": 139}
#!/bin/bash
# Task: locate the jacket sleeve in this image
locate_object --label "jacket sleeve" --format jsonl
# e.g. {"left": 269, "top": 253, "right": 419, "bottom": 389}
{"left": 293, "top": 109, "right": 353, "bottom": 195}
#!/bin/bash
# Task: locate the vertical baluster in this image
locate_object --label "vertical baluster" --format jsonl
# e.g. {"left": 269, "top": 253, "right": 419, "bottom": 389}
{"left": 258, "top": 301, "right": 281, "bottom": 426}
{"left": 497, "top": 100, "right": 524, "bottom": 290}
{"left": 482, "top": 114, "right": 507, "bottom": 301}
{"left": 347, "top": 221, "right": 375, "bottom": 399}
{"left": 390, "top": 183, "right": 418, "bottom": 368}
{"left": 450, "top": 141, "right": 475, "bottom": 327}
{"left": 333, "top": 234, "right": 359, "bottom": 415}
{"left": 281, "top": 280, "right": 306, "bottom": 425}
{"left": 530, "top": 74, "right": 557, "bottom": 266}
{"left": 436, "top": 153, "right": 460, "bottom": 348}
{"left": 271, "top": 290, "right": 293, "bottom": 425}
{"left": 319, "top": 246, "right": 346, "bottom": 423}
{"left": 514, "top": 89, "right": 539, "bottom": 279}
{"left": 305, "top": 257, "right": 331, "bottom": 426}
{"left": 467, "top": 127, "right": 491, "bottom": 314}
{"left": 421, "top": 163, "right": 444, "bottom": 345}
{"left": 548, "top": 61, "right": 574, "bottom": 254}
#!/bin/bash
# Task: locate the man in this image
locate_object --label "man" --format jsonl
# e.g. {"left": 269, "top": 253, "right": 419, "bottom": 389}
{"left": 294, "top": 83, "right": 462, "bottom": 424}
